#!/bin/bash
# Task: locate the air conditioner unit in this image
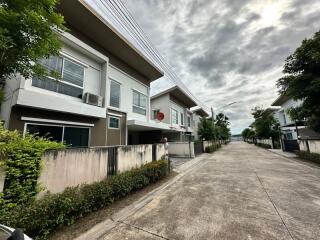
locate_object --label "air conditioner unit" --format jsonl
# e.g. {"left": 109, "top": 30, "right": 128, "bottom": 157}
{"left": 84, "top": 92, "right": 103, "bottom": 107}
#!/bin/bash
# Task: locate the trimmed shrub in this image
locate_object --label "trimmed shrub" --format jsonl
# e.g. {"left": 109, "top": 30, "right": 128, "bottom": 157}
{"left": 0, "top": 160, "right": 169, "bottom": 240}
{"left": 0, "top": 124, "right": 64, "bottom": 208}
{"left": 296, "top": 150, "right": 320, "bottom": 164}
{"left": 205, "top": 144, "right": 221, "bottom": 153}
{"left": 255, "top": 143, "right": 271, "bottom": 149}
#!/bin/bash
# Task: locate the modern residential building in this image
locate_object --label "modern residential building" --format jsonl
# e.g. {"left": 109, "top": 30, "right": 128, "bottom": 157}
{"left": 150, "top": 86, "right": 198, "bottom": 142}
{"left": 190, "top": 106, "right": 210, "bottom": 140}
{"left": 271, "top": 95, "right": 304, "bottom": 141}
{"left": 0, "top": 0, "right": 164, "bottom": 147}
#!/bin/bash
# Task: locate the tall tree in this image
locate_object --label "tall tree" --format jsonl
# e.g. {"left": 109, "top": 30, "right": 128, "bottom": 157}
{"left": 251, "top": 107, "right": 279, "bottom": 140}
{"left": 241, "top": 127, "right": 255, "bottom": 140}
{"left": 214, "top": 113, "right": 231, "bottom": 140}
{"left": 0, "top": 0, "right": 65, "bottom": 85}
{"left": 277, "top": 31, "right": 320, "bottom": 132}
{"left": 198, "top": 117, "right": 215, "bottom": 140}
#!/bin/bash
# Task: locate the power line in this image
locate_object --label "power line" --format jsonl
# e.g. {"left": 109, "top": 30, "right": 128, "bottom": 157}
{"left": 91, "top": 0, "right": 209, "bottom": 112}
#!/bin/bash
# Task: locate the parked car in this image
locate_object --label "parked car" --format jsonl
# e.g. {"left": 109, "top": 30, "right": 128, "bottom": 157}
{"left": 0, "top": 225, "right": 31, "bottom": 240}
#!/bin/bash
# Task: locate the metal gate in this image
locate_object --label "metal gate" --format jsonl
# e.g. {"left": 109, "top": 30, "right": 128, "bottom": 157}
{"left": 194, "top": 141, "right": 204, "bottom": 155}
{"left": 283, "top": 139, "right": 299, "bottom": 152}
{"left": 107, "top": 147, "right": 118, "bottom": 176}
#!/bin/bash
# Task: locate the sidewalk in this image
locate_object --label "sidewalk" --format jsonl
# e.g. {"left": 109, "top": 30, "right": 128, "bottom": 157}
{"left": 268, "top": 148, "right": 298, "bottom": 158}
{"left": 75, "top": 153, "right": 210, "bottom": 240}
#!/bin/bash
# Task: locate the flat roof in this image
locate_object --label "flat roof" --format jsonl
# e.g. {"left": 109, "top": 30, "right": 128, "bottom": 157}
{"left": 190, "top": 106, "right": 210, "bottom": 117}
{"left": 151, "top": 86, "right": 198, "bottom": 108}
{"left": 58, "top": 0, "right": 163, "bottom": 81}
{"left": 271, "top": 95, "right": 290, "bottom": 106}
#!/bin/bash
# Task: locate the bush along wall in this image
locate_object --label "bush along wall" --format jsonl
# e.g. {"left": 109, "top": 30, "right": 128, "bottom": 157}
{"left": 255, "top": 143, "right": 271, "bottom": 149}
{"left": 205, "top": 144, "right": 221, "bottom": 153}
{"left": 0, "top": 159, "right": 169, "bottom": 240}
{"left": 0, "top": 125, "right": 64, "bottom": 209}
{"left": 296, "top": 150, "right": 320, "bottom": 164}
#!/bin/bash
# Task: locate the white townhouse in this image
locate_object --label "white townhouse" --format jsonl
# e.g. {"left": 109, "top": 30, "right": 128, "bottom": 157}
{"left": 0, "top": 0, "right": 165, "bottom": 147}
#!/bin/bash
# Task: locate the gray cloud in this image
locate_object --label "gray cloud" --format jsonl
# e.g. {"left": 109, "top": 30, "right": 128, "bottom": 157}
{"left": 125, "top": 0, "right": 320, "bottom": 134}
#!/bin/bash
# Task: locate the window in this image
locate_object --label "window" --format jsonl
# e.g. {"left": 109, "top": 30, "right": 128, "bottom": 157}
{"left": 109, "top": 80, "right": 121, "bottom": 108}
{"left": 26, "top": 123, "right": 89, "bottom": 147}
{"left": 171, "top": 109, "right": 178, "bottom": 125}
{"left": 180, "top": 113, "right": 184, "bottom": 125}
{"left": 132, "top": 90, "right": 147, "bottom": 115}
{"left": 32, "top": 55, "right": 85, "bottom": 98}
{"left": 108, "top": 116, "right": 120, "bottom": 129}
{"left": 187, "top": 116, "right": 191, "bottom": 127}
{"left": 153, "top": 110, "right": 160, "bottom": 120}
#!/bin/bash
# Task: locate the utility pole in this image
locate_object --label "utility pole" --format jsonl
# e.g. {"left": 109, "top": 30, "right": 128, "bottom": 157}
{"left": 211, "top": 107, "right": 216, "bottom": 141}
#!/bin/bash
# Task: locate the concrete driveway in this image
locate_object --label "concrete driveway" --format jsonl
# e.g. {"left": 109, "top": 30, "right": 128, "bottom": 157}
{"left": 102, "top": 142, "right": 320, "bottom": 240}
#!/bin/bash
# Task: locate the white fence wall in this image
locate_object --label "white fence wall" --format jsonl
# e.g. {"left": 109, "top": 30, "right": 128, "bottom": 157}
{"left": 38, "top": 144, "right": 166, "bottom": 194}
{"left": 298, "top": 139, "right": 320, "bottom": 154}
{"left": 256, "top": 138, "right": 273, "bottom": 148}
{"left": 117, "top": 144, "right": 152, "bottom": 172}
{"left": 168, "top": 142, "right": 195, "bottom": 158}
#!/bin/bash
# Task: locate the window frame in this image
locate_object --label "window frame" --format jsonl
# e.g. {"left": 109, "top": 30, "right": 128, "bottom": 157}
{"left": 109, "top": 79, "right": 121, "bottom": 109}
{"left": 187, "top": 116, "right": 191, "bottom": 127}
{"left": 180, "top": 113, "right": 184, "bottom": 126}
{"left": 108, "top": 116, "right": 120, "bottom": 129}
{"left": 132, "top": 89, "right": 147, "bottom": 115}
{"left": 152, "top": 109, "right": 160, "bottom": 120}
{"left": 171, "top": 109, "right": 179, "bottom": 125}
{"left": 24, "top": 122, "right": 90, "bottom": 147}
{"left": 32, "top": 55, "right": 86, "bottom": 98}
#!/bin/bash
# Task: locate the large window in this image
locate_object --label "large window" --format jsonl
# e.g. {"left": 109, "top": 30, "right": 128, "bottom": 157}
{"left": 109, "top": 80, "right": 121, "bottom": 108}
{"left": 171, "top": 109, "right": 178, "bottom": 125}
{"left": 32, "top": 55, "right": 85, "bottom": 98}
{"left": 132, "top": 90, "right": 147, "bottom": 115}
{"left": 26, "top": 123, "right": 89, "bottom": 147}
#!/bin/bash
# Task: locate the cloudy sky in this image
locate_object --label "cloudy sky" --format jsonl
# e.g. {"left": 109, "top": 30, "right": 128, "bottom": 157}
{"left": 123, "top": 0, "right": 320, "bottom": 134}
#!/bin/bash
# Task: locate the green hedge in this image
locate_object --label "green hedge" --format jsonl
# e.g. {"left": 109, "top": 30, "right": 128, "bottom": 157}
{"left": 205, "top": 144, "right": 221, "bottom": 153}
{"left": 255, "top": 143, "right": 271, "bottom": 149}
{"left": 0, "top": 125, "right": 64, "bottom": 208}
{"left": 0, "top": 160, "right": 169, "bottom": 239}
{"left": 296, "top": 150, "right": 320, "bottom": 164}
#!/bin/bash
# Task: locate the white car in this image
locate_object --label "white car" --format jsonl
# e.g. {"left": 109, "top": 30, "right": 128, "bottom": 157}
{"left": 0, "top": 224, "right": 32, "bottom": 240}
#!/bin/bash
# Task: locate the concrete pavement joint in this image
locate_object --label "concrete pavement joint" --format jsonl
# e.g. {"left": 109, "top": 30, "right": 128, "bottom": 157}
{"left": 76, "top": 155, "right": 208, "bottom": 240}
{"left": 254, "top": 171, "right": 295, "bottom": 240}
{"left": 117, "top": 220, "right": 172, "bottom": 240}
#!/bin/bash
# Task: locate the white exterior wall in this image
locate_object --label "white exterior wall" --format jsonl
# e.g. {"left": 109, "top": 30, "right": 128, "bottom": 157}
{"left": 150, "top": 94, "right": 170, "bottom": 124}
{"left": 0, "top": 32, "right": 109, "bottom": 120}
{"left": 38, "top": 144, "right": 166, "bottom": 194}
{"left": 299, "top": 140, "right": 320, "bottom": 154}
{"left": 193, "top": 114, "right": 201, "bottom": 140}
{"left": 108, "top": 65, "right": 149, "bottom": 122}
{"left": 168, "top": 142, "right": 195, "bottom": 158}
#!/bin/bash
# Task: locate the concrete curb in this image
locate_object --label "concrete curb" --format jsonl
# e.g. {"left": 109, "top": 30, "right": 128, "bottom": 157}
{"left": 75, "top": 153, "right": 210, "bottom": 240}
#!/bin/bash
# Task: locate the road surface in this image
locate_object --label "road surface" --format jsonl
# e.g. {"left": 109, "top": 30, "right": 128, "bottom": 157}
{"left": 102, "top": 142, "right": 320, "bottom": 240}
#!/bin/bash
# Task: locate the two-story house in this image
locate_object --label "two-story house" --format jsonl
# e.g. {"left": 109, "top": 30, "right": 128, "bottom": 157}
{"left": 271, "top": 95, "right": 304, "bottom": 140}
{"left": 150, "top": 86, "right": 198, "bottom": 142}
{"left": 0, "top": 0, "right": 163, "bottom": 147}
{"left": 190, "top": 106, "right": 210, "bottom": 141}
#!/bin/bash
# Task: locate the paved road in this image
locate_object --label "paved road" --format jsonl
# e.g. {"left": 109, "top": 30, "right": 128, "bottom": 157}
{"left": 102, "top": 142, "right": 320, "bottom": 240}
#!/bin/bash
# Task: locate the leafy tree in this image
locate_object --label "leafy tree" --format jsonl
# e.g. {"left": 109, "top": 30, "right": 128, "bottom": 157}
{"left": 277, "top": 31, "right": 320, "bottom": 132}
{"left": 198, "top": 117, "right": 215, "bottom": 140}
{"left": 214, "top": 113, "right": 231, "bottom": 140}
{"left": 0, "top": 0, "right": 66, "bottom": 87}
{"left": 241, "top": 127, "right": 255, "bottom": 140}
{"left": 251, "top": 107, "right": 279, "bottom": 140}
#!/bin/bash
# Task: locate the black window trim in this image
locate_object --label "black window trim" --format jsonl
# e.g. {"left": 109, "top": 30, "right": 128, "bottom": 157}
{"left": 24, "top": 122, "right": 91, "bottom": 147}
